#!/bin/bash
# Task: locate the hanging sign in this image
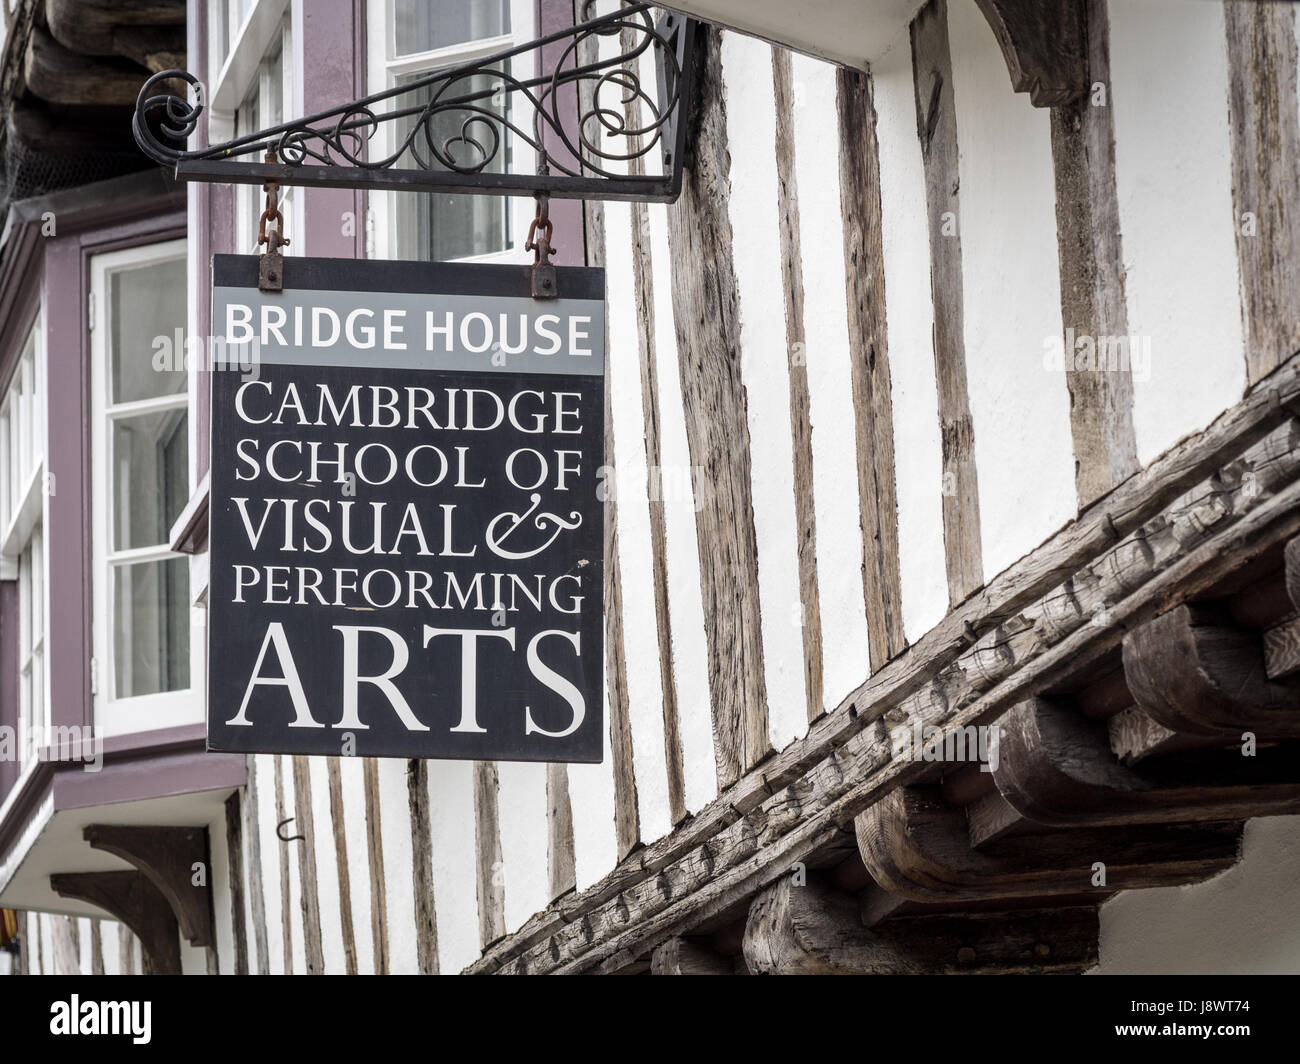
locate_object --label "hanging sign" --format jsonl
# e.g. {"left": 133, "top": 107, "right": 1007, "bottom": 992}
{"left": 206, "top": 256, "right": 605, "bottom": 763}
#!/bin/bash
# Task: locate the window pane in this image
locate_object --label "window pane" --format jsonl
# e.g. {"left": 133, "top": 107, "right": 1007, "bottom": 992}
{"left": 110, "top": 258, "right": 187, "bottom": 404}
{"left": 391, "top": 0, "right": 508, "bottom": 57}
{"left": 394, "top": 70, "right": 510, "bottom": 260}
{"left": 112, "top": 408, "right": 188, "bottom": 551}
{"left": 113, "top": 557, "right": 190, "bottom": 698}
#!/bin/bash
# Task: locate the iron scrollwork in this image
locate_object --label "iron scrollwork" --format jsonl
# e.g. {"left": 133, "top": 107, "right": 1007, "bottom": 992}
{"left": 132, "top": 3, "right": 698, "bottom": 202}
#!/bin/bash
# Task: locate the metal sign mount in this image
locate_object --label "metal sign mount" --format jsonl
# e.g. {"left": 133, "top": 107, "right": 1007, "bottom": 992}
{"left": 133, "top": 3, "right": 699, "bottom": 205}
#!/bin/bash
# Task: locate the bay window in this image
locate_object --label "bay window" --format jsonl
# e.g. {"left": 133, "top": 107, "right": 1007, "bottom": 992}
{"left": 90, "top": 240, "right": 201, "bottom": 735}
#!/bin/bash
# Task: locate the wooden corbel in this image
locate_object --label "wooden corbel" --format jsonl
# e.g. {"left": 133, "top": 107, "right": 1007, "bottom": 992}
{"left": 49, "top": 871, "right": 181, "bottom": 975}
{"left": 855, "top": 786, "right": 1240, "bottom": 924}
{"left": 741, "top": 874, "right": 1097, "bottom": 975}
{"left": 82, "top": 825, "right": 214, "bottom": 947}
{"left": 1121, "top": 604, "right": 1300, "bottom": 740}
{"left": 649, "top": 937, "right": 739, "bottom": 975}
{"left": 974, "top": 696, "right": 1300, "bottom": 845}
{"left": 972, "top": 0, "right": 1089, "bottom": 107}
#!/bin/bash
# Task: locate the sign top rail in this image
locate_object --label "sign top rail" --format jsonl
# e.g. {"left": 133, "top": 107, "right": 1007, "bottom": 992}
{"left": 132, "top": 4, "right": 699, "bottom": 203}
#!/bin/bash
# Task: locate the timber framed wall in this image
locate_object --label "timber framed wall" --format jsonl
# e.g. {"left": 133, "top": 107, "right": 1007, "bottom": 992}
{"left": 10, "top": 0, "right": 1300, "bottom": 976}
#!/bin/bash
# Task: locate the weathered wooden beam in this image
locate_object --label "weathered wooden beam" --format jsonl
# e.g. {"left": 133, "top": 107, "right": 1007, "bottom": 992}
{"left": 911, "top": 0, "right": 984, "bottom": 605}
{"left": 1107, "top": 705, "right": 1203, "bottom": 766}
{"left": 857, "top": 787, "right": 1241, "bottom": 918}
{"left": 1265, "top": 616, "right": 1300, "bottom": 680}
{"left": 667, "top": 25, "right": 772, "bottom": 785}
{"left": 1286, "top": 537, "right": 1300, "bottom": 611}
{"left": 972, "top": 0, "right": 1089, "bottom": 107}
{"left": 82, "top": 824, "right": 213, "bottom": 948}
{"left": 24, "top": 25, "right": 147, "bottom": 107}
{"left": 408, "top": 759, "right": 439, "bottom": 974}
{"left": 1224, "top": 0, "right": 1300, "bottom": 385}
{"left": 622, "top": 27, "right": 689, "bottom": 821}
{"left": 576, "top": 14, "right": 641, "bottom": 862}
{"left": 776, "top": 46, "right": 828, "bottom": 713}
{"left": 976, "top": 697, "right": 1300, "bottom": 845}
{"left": 273, "top": 756, "right": 293, "bottom": 971}
{"left": 547, "top": 762, "right": 577, "bottom": 900}
{"left": 362, "top": 757, "right": 389, "bottom": 973}
{"left": 649, "top": 936, "right": 736, "bottom": 975}
{"left": 743, "top": 875, "right": 1097, "bottom": 974}
{"left": 837, "top": 64, "right": 907, "bottom": 667}
{"left": 1049, "top": 0, "right": 1138, "bottom": 507}
{"left": 290, "top": 756, "right": 325, "bottom": 973}
{"left": 1122, "top": 604, "right": 1300, "bottom": 739}
{"left": 325, "top": 758, "right": 358, "bottom": 974}
{"left": 223, "top": 790, "right": 249, "bottom": 975}
{"left": 468, "top": 387, "right": 1300, "bottom": 975}
{"left": 243, "top": 755, "right": 271, "bottom": 975}
{"left": 474, "top": 761, "right": 506, "bottom": 949}
{"left": 46, "top": 0, "right": 187, "bottom": 75}
{"left": 50, "top": 871, "right": 180, "bottom": 975}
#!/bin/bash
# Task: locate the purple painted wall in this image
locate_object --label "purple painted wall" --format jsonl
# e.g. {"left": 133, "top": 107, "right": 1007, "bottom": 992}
{"left": 42, "top": 234, "right": 91, "bottom": 732}
{"left": 296, "top": 0, "right": 367, "bottom": 260}
{"left": 538, "top": 0, "right": 585, "bottom": 265}
{"left": 0, "top": 581, "right": 17, "bottom": 801}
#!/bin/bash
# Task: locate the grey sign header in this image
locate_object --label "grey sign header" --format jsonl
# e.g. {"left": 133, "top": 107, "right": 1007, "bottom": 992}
{"left": 212, "top": 286, "right": 605, "bottom": 377}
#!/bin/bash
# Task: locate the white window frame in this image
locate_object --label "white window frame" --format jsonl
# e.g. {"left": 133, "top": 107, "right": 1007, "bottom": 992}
{"left": 0, "top": 314, "right": 48, "bottom": 768}
{"left": 207, "top": 0, "right": 291, "bottom": 143}
{"left": 90, "top": 240, "right": 204, "bottom": 737}
{"left": 231, "top": 15, "right": 294, "bottom": 255}
{"left": 365, "top": 0, "right": 537, "bottom": 263}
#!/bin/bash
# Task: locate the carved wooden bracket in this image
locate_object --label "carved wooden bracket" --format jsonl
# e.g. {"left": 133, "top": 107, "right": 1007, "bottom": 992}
{"left": 83, "top": 825, "right": 214, "bottom": 947}
{"left": 1121, "top": 604, "right": 1300, "bottom": 740}
{"left": 649, "top": 936, "right": 738, "bottom": 975}
{"left": 855, "top": 787, "right": 1240, "bottom": 924}
{"left": 49, "top": 871, "right": 181, "bottom": 975}
{"left": 972, "top": 0, "right": 1088, "bottom": 107}
{"left": 977, "top": 696, "right": 1300, "bottom": 845}
{"left": 741, "top": 875, "right": 1097, "bottom": 974}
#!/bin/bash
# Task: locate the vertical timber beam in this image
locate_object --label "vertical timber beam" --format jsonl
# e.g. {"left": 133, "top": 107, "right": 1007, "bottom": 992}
{"left": 547, "top": 762, "right": 577, "bottom": 899}
{"left": 224, "top": 790, "right": 249, "bottom": 975}
{"left": 474, "top": 761, "right": 506, "bottom": 948}
{"left": 911, "top": 0, "right": 983, "bottom": 604}
{"left": 1049, "top": 0, "right": 1138, "bottom": 507}
{"left": 624, "top": 24, "right": 687, "bottom": 823}
{"left": 578, "top": 18, "right": 641, "bottom": 858}
{"left": 326, "top": 758, "right": 359, "bottom": 973}
{"left": 408, "top": 758, "right": 439, "bottom": 973}
{"left": 290, "top": 755, "right": 324, "bottom": 973}
{"left": 667, "top": 25, "right": 771, "bottom": 788}
{"left": 1224, "top": 0, "right": 1300, "bottom": 385}
{"left": 836, "top": 64, "right": 908, "bottom": 667}
{"left": 244, "top": 757, "right": 271, "bottom": 974}
{"left": 362, "top": 757, "right": 389, "bottom": 973}
{"left": 774, "top": 45, "right": 828, "bottom": 716}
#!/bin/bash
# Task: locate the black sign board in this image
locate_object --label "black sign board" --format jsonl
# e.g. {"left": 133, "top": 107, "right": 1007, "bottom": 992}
{"left": 207, "top": 256, "right": 605, "bottom": 763}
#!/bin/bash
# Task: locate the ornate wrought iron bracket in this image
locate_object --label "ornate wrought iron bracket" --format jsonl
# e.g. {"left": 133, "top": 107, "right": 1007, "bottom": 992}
{"left": 132, "top": 3, "right": 699, "bottom": 204}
